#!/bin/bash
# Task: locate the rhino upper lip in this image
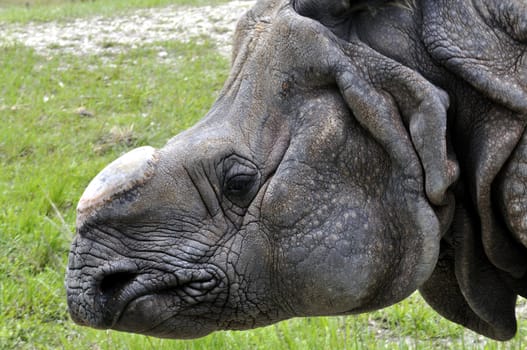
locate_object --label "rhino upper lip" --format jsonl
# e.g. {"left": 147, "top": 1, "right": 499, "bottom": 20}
{"left": 93, "top": 264, "right": 219, "bottom": 328}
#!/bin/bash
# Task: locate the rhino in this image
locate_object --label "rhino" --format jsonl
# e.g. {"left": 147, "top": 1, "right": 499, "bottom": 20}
{"left": 66, "top": 0, "right": 527, "bottom": 341}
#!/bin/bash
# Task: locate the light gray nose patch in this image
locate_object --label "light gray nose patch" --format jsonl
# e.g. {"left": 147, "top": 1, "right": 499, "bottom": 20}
{"left": 76, "top": 146, "right": 158, "bottom": 227}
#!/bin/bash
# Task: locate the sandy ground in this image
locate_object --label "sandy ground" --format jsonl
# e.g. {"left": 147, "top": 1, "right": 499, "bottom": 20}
{"left": 0, "top": 1, "right": 254, "bottom": 58}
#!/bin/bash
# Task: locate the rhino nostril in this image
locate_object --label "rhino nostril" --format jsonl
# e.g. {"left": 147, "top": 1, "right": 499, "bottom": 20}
{"left": 99, "top": 272, "right": 137, "bottom": 299}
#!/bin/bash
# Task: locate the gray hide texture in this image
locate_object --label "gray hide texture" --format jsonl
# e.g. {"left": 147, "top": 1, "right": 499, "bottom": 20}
{"left": 66, "top": 0, "right": 527, "bottom": 341}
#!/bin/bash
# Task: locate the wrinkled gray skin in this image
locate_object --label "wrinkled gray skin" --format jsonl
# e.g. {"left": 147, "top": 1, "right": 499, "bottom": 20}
{"left": 66, "top": 0, "right": 527, "bottom": 341}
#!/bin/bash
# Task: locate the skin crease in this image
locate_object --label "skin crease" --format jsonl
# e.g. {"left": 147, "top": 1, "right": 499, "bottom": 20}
{"left": 350, "top": 0, "right": 527, "bottom": 341}
{"left": 66, "top": 0, "right": 526, "bottom": 342}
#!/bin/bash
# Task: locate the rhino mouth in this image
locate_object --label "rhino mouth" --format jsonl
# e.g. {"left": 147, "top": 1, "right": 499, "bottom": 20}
{"left": 69, "top": 262, "right": 221, "bottom": 331}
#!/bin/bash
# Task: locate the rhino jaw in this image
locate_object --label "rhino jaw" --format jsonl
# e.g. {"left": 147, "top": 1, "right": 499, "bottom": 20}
{"left": 76, "top": 146, "right": 158, "bottom": 228}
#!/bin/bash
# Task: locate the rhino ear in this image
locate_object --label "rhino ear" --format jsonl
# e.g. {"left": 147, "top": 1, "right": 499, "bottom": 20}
{"left": 334, "top": 42, "right": 459, "bottom": 209}
{"left": 420, "top": 203, "right": 518, "bottom": 341}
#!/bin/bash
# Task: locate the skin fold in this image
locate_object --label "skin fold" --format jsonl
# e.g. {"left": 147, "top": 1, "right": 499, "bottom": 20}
{"left": 66, "top": 0, "right": 527, "bottom": 341}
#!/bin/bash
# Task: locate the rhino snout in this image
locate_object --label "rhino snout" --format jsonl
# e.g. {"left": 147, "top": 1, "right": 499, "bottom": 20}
{"left": 66, "top": 253, "right": 222, "bottom": 332}
{"left": 76, "top": 146, "right": 159, "bottom": 228}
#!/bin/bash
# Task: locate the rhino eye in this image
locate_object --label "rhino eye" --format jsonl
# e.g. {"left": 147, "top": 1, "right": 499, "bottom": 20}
{"left": 225, "top": 174, "right": 256, "bottom": 195}
{"left": 222, "top": 158, "right": 261, "bottom": 207}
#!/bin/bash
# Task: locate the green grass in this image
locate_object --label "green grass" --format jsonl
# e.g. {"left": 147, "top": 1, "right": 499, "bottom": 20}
{"left": 0, "top": 0, "right": 229, "bottom": 23}
{"left": 1, "top": 1, "right": 527, "bottom": 349}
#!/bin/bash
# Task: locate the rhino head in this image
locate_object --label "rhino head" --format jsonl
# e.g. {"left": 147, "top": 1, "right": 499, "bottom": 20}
{"left": 66, "top": 0, "right": 527, "bottom": 341}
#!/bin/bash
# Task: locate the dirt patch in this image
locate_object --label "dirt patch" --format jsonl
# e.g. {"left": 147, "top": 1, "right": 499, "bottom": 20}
{"left": 0, "top": 1, "right": 254, "bottom": 57}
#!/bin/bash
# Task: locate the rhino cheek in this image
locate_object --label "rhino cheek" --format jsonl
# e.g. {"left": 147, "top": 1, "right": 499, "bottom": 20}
{"left": 259, "top": 136, "right": 394, "bottom": 314}
{"left": 285, "top": 232, "right": 388, "bottom": 315}
{"left": 264, "top": 181, "right": 391, "bottom": 316}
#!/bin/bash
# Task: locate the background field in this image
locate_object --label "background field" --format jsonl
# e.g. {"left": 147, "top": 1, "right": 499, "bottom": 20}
{"left": 0, "top": 0, "right": 228, "bottom": 23}
{"left": 0, "top": 0, "right": 526, "bottom": 349}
